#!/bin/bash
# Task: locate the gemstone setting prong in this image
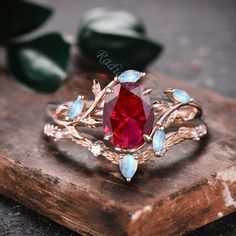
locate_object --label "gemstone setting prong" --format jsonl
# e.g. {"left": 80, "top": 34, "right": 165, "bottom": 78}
{"left": 143, "top": 134, "right": 152, "bottom": 142}
{"left": 104, "top": 133, "right": 113, "bottom": 141}
{"left": 105, "top": 87, "right": 113, "bottom": 94}
{"left": 143, "top": 88, "right": 152, "bottom": 95}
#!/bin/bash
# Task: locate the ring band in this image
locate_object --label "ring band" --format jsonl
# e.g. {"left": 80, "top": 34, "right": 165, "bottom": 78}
{"left": 44, "top": 70, "right": 207, "bottom": 181}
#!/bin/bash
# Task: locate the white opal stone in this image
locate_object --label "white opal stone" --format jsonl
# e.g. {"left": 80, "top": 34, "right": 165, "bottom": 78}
{"left": 153, "top": 130, "right": 166, "bottom": 155}
{"left": 172, "top": 89, "right": 191, "bottom": 104}
{"left": 68, "top": 97, "right": 84, "bottom": 119}
{"left": 118, "top": 70, "right": 143, "bottom": 83}
{"left": 119, "top": 154, "right": 138, "bottom": 181}
{"left": 90, "top": 144, "right": 101, "bottom": 157}
{"left": 54, "top": 131, "right": 62, "bottom": 139}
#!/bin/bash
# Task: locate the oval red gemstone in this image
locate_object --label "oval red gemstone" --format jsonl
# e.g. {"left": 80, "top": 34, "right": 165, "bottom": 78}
{"left": 103, "top": 82, "right": 154, "bottom": 150}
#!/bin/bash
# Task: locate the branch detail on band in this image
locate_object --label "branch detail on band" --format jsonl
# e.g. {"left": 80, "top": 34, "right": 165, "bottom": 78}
{"left": 44, "top": 70, "right": 207, "bottom": 181}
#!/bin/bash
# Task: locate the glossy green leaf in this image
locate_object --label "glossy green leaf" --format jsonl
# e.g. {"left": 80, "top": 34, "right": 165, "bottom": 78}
{"left": 7, "top": 33, "right": 71, "bottom": 93}
{"left": 77, "top": 7, "right": 163, "bottom": 71}
{"left": 79, "top": 7, "right": 146, "bottom": 35}
{"left": 0, "top": 0, "right": 52, "bottom": 42}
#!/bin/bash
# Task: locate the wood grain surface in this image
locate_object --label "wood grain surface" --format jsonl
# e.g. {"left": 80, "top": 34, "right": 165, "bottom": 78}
{"left": 0, "top": 71, "right": 236, "bottom": 236}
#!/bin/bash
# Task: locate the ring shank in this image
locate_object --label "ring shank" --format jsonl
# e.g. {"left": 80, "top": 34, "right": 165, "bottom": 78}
{"left": 44, "top": 97, "right": 207, "bottom": 164}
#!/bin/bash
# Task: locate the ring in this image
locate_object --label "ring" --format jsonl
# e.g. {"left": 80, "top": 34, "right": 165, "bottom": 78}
{"left": 44, "top": 70, "right": 207, "bottom": 181}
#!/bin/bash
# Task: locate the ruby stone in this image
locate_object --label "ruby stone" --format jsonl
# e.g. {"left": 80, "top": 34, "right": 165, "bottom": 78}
{"left": 103, "top": 82, "right": 154, "bottom": 150}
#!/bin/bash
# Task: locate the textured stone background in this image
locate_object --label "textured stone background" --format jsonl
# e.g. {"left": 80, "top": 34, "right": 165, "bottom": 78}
{"left": 0, "top": 0, "right": 236, "bottom": 235}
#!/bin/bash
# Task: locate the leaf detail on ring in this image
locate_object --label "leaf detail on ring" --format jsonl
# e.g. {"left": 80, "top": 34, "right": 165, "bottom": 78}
{"left": 92, "top": 79, "right": 102, "bottom": 97}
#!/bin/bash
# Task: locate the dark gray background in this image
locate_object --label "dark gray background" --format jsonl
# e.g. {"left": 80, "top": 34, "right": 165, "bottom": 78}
{"left": 0, "top": 0, "right": 236, "bottom": 235}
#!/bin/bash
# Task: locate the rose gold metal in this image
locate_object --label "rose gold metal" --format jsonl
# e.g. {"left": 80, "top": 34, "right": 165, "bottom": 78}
{"left": 143, "top": 88, "right": 152, "bottom": 95}
{"left": 44, "top": 75, "right": 207, "bottom": 165}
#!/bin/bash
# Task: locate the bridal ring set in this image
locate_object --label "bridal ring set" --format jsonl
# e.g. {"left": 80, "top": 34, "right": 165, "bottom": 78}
{"left": 44, "top": 70, "right": 207, "bottom": 181}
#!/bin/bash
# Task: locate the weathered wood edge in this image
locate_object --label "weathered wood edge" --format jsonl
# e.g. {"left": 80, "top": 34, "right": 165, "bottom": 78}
{"left": 128, "top": 161, "right": 236, "bottom": 235}
{"left": 1, "top": 147, "right": 236, "bottom": 236}
{"left": 0, "top": 154, "right": 129, "bottom": 236}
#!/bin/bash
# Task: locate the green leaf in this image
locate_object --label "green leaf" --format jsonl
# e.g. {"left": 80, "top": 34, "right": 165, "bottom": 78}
{"left": 79, "top": 7, "right": 146, "bottom": 35}
{"left": 0, "top": 0, "right": 52, "bottom": 42}
{"left": 7, "top": 33, "right": 71, "bottom": 93}
{"left": 77, "top": 7, "right": 163, "bottom": 71}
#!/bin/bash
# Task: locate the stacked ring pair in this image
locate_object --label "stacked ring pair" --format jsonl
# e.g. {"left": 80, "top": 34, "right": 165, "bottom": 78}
{"left": 44, "top": 70, "right": 207, "bottom": 181}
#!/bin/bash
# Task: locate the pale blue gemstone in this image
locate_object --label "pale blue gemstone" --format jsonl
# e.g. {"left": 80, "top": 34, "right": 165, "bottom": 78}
{"left": 153, "top": 130, "right": 166, "bottom": 155}
{"left": 68, "top": 97, "right": 84, "bottom": 119}
{"left": 118, "top": 70, "right": 142, "bottom": 83}
{"left": 119, "top": 154, "right": 138, "bottom": 181}
{"left": 173, "top": 89, "right": 191, "bottom": 104}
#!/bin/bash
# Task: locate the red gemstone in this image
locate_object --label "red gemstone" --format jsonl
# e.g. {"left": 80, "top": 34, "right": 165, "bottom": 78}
{"left": 103, "top": 82, "right": 154, "bottom": 149}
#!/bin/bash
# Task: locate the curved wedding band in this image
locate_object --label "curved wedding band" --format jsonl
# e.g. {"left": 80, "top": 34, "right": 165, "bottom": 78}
{"left": 44, "top": 70, "right": 207, "bottom": 181}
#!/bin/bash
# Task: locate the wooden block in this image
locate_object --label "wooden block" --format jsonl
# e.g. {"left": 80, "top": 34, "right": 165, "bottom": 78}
{"left": 0, "top": 71, "right": 236, "bottom": 236}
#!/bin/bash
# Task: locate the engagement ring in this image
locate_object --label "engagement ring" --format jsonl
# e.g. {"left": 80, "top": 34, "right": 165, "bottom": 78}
{"left": 44, "top": 70, "right": 207, "bottom": 181}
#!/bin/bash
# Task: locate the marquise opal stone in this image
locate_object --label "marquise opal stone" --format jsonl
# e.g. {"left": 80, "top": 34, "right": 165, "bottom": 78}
{"left": 172, "top": 89, "right": 191, "bottom": 104}
{"left": 118, "top": 70, "right": 142, "bottom": 83}
{"left": 119, "top": 154, "right": 138, "bottom": 181}
{"left": 153, "top": 130, "right": 166, "bottom": 154}
{"left": 68, "top": 97, "right": 84, "bottom": 119}
{"left": 103, "top": 82, "right": 154, "bottom": 149}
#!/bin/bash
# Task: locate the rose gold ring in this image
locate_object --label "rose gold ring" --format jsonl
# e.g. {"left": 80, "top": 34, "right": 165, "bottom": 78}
{"left": 44, "top": 70, "right": 207, "bottom": 181}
